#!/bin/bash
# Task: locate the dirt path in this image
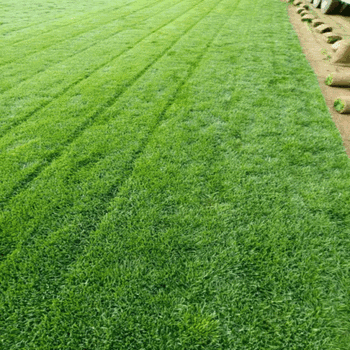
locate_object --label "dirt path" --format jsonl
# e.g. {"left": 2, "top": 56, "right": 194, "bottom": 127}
{"left": 288, "top": 4, "right": 350, "bottom": 156}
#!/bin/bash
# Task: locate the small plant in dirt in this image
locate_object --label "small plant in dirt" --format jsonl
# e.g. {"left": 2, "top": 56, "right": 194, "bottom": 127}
{"left": 321, "top": 48, "right": 332, "bottom": 61}
{"left": 325, "top": 74, "right": 333, "bottom": 85}
{"left": 334, "top": 98, "right": 345, "bottom": 112}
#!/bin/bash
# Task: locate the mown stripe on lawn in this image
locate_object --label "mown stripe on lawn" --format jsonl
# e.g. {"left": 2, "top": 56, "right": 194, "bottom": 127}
{"left": 0, "top": 0, "right": 237, "bottom": 260}
{"left": 0, "top": 0, "right": 212, "bottom": 212}
{"left": 0, "top": 0, "right": 225, "bottom": 256}
{"left": 0, "top": 0, "right": 180, "bottom": 94}
{"left": 26, "top": 1, "right": 350, "bottom": 347}
{"left": 0, "top": 0, "right": 188, "bottom": 134}
{"left": 0, "top": 0, "right": 132, "bottom": 36}
{"left": 0, "top": 0, "right": 160, "bottom": 66}
{"left": 1, "top": 0, "right": 350, "bottom": 348}
{"left": 0, "top": 1, "right": 240, "bottom": 346}
{"left": 0, "top": 5, "right": 78, "bottom": 37}
{"left": 0, "top": 0, "right": 133, "bottom": 40}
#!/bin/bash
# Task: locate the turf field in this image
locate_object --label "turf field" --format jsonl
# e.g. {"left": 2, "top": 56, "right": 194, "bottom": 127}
{"left": 1, "top": 0, "right": 350, "bottom": 348}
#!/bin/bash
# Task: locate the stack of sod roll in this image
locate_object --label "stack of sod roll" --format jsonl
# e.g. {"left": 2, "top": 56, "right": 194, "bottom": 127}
{"left": 325, "top": 72, "right": 350, "bottom": 114}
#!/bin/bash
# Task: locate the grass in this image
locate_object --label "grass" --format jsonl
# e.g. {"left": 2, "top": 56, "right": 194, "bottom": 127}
{"left": 325, "top": 73, "right": 333, "bottom": 86}
{"left": 1, "top": 0, "right": 350, "bottom": 348}
{"left": 334, "top": 98, "right": 345, "bottom": 113}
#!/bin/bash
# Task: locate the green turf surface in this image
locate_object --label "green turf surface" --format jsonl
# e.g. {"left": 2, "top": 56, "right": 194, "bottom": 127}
{"left": 1, "top": 0, "right": 350, "bottom": 348}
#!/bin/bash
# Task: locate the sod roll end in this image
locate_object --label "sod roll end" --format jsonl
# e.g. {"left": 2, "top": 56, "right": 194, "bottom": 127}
{"left": 332, "top": 41, "right": 350, "bottom": 64}
{"left": 325, "top": 72, "right": 350, "bottom": 86}
{"left": 332, "top": 40, "right": 343, "bottom": 52}
{"left": 312, "top": 19, "right": 324, "bottom": 27}
{"left": 323, "top": 32, "right": 342, "bottom": 44}
{"left": 334, "top": 97, "right": 350, "bottom": 114}
{"left": 301, "top": 14, "right": 314, "bottom": 22}
{"left": 315, "top": 24, "right": 332, "bottom": 34}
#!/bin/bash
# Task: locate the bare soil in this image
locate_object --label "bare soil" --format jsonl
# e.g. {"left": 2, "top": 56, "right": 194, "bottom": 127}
{"left": 288, "top": 4, "right": 350, "bottom": 156}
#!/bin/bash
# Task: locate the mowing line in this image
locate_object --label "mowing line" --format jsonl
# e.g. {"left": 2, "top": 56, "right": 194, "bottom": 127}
{"left": 0, "top": 0, "right": 151, "bottom": 48}
{"left": 0, "top": 9, "right": 72, "bottom": 36}
{"left": 0, "top": 0, "right": 217, "bottom": 221}
{"left": 0, "top": 0, "right": 217, "bottom": 222}
{"left": 0, "top": 0, "right": 232, "bottom": 265}
{"left": 0, "top": 0, "right": 163, "bottom": 67}
{"left": 0, "top": 0, "right": 134, "bottom": 39}
{"left": 0, "top": 2, "right": 240, "bottom": 341}
{"left": 0, "top": 0, "right": 199, "bottom": 139}
{"left": 17, "top": 0, "right": 243, "bottom": 342}
{"left": 2, "top": 0, "right": 238, "bottom": 262}
{"left": 0, "top": 0, "right": 184, "bottom": 95}
{"left": 2, "top": 1, "right": 350, "bottom": 348}
{"left": 87, "top": 0, "right": 243, "bottom": 239}
{"left": 0, "top": 0, "right": 139, "bottom": 57}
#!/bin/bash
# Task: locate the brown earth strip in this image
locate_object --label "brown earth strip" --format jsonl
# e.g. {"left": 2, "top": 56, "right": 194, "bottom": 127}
{"left": 288, "top": 4, "right": 350, "bottom": 156}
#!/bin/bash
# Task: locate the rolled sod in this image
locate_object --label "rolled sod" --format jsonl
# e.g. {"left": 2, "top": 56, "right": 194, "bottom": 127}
{"left": 315, "top": 24, "right": 332, "bottom": 34}
{"left": 334, "top": 97, "right": 350, "bottom": 114}
{"left": 301, "top": 14, "right": 315, "bottom": 22}
{"left": 296, "top": 7, "right": 304, "bottom": 13}
{"left": 312, "top": 19, "right": 324, "bottom": 27}
{"left": 323, "top": 32, "right": 342, "bottom": 44}
{"left": 332, "top": 41, "right": 350, "bottom": 64}
{"left": 300, "top": 10, "right": 309, "bottom": 16}
{"left": 332, "top": 40, "right": 343, "bottom": 52}
{"left": 293, "top": 0, "right": 303, "bottom": 5}
{"left": 325, "top": 72, "right": 350, "bottom": 86}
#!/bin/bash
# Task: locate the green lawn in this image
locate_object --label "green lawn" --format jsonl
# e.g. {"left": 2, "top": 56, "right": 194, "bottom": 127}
{"left": 1, "top": 0, "right": 350, "bottom": 348}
